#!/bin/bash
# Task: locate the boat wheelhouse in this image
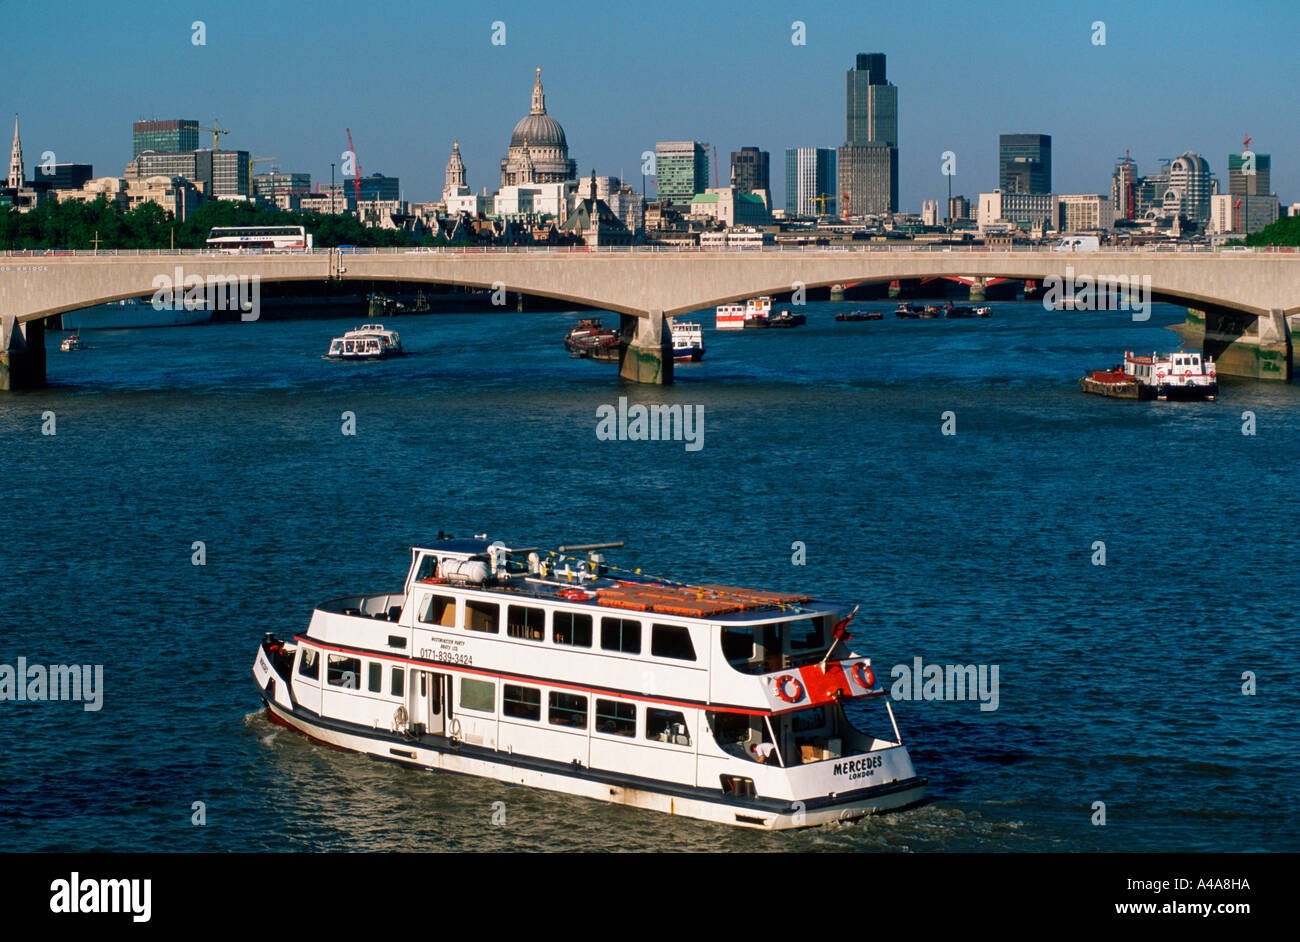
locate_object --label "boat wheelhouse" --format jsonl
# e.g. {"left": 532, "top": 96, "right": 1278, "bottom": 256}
{"left": 326, "top": 323, "right": 403, "bottom": 360}
{"left": 252, "top": 537, "right": 926, "bottom": 830}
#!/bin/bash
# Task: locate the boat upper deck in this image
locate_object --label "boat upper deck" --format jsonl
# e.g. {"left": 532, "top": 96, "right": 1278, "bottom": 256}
{"left": 407, "top": 537, "right": 841, "bottom": 625}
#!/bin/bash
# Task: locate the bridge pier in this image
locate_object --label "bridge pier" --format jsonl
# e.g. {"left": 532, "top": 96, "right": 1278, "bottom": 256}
{"left": 618, "top": 310, "right": 674, "bottom": 385}
{"left": 969, "top": 278, "right": 987, "bottom": 302}
{"left": 1184, "top": 307, "right": 1291, "bottom": 381}
{"left": 0, "top": 316, "right": 46, "bottom": 391}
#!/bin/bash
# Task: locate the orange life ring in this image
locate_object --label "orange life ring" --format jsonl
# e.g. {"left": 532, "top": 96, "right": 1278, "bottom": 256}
{"left": 853, "top": 662, "right": 875, "bottom": 689}
{"left": 774, "top": 674, "right": 804, "bottom": 704}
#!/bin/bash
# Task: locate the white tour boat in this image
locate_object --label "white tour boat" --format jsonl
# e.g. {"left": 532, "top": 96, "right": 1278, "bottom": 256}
{"left": 326, "top": 323, "right": 403, "bottom": 360}
{"left": 715, "top": 296, "right": 771, "bottom": 330}
{"left": 669, "top": 319, "right": 705, "bottom": 361}
{"left": 252, "top": 536, "right": 926, "bottom": 830}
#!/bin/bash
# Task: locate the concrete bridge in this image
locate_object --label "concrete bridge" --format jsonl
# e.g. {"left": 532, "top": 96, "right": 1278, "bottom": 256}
{"left": 3, "top": 245, "right": 1300, "bottom": 388}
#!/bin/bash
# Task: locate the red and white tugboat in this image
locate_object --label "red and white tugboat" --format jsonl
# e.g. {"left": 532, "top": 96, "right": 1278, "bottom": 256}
{"left": 1080, "top": 350, "right": 1218, "bottom": 401}
{"left": 564, "top": 318, "right": 621, "bottom": 362}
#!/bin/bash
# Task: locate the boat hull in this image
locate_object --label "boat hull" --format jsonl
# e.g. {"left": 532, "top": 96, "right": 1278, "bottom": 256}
{"left": 1079, "top": 376, "right": 1217, "bottom": 401}
{"left": 257, "top": 687, "right": 926, "bottom": 831}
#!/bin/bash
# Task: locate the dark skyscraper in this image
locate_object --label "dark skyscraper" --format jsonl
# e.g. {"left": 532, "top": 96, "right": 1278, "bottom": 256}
{"left": 999, "top": 134, "right": 1052, "bottom": 194}
{"left": 730, "top": 147, "right": 770, "bottom": 195}
{"left": 839, "top": 52, "right": 899, "bottom": 215}
{"left": 132, "top": 119, "right": 199, "bottom": 159}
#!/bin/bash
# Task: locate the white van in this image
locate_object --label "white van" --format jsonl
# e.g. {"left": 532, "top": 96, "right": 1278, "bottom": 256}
{"left": 1053, "top": 235, "right": 1100, "bottom": 252}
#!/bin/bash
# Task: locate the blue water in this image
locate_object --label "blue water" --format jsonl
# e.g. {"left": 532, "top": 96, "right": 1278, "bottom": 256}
{"left": 2, "top": 301, "right": 1298, "bottom": 851}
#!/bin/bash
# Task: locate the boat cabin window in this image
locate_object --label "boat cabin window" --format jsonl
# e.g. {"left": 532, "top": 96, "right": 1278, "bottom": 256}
{"left": 420, "top": 594, "right": 457, "bottom": 628}
{"left": 459, "top": 677, "right": 495, "bottom": 713}
{"left": 327, "top": 655, "right": 361, "bottom": 689}
{"left": 390, "top": 667, "right": 405, "bottom": 697}
{"left": 297, "top": 648, "right": 319, "bottom": 680}
{"left": 651, "top": 624, "right": 696, "bottom": 661}
{"left": 785, "top": 617, "right": 827, "bottom": 652}
{"left": 414, "top": 554, "right": 439, "bottom": 582}
{"left": 502, "top": 684, "right": 541, "bottom": 721}
{"left": 783, "top": 704, "right": 845, "bottom": 765}
{"left": 465, "top": 600, "right": 499, "bottom": 634}
{"left": 722, "top": 618, "right": 830, "bottom": 674}
{"left": 368, "top": 662, "right": 382, "bottom": 693}
{"left": 548, "top": 692, "right": 588, "bottom": 728}
{"left": 553, "top": 611, "right": 592, "bottom": 648}
{"left": 507, "top": 605, "right": 545, "bottom": 641}
{"left": 708, "top": 710, "right": 779, "bottom": 765}
{"left": 595, "top": 698, "right": 636, "bottom": 737}
{"left": 600, "top": 617, "right": 641, "bottom": 655}
{"left": 646, "top": 708, "right": 691, "bottom": 747}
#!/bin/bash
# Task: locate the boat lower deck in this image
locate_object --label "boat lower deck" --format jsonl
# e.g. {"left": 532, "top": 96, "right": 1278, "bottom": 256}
{"left": 260, "top": 693, "right": 927, "bottom": 830}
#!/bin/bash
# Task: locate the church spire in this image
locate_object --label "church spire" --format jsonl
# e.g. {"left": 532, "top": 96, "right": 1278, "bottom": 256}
{"left": 8, "top": 114, "right": 24, "bottom": 190}
{"left": 530, "top": 67, "right": 546, "bottom": 115}
{"left": 443, "top": 139, "right": 466, "bottom": 202}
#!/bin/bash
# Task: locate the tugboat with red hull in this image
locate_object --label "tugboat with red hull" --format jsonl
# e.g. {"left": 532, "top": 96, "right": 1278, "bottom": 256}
{"left": 1080, "top": 350, "right": 1218, "bottom": 401}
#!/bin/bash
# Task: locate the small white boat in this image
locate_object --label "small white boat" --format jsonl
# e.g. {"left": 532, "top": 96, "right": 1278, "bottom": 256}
{"left": 60, "top": 334, "right": 84, "bottom": 352}
{"left": 670, "top": 320, "right": 705, "bottom": 361}
{"left": 327, "top": 323, "right": 403, "bottom": 360}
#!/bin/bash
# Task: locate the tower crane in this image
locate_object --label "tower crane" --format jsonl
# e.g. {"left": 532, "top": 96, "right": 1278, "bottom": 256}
{"left": 197, "top": 119, "right": 229, "bottom": 151}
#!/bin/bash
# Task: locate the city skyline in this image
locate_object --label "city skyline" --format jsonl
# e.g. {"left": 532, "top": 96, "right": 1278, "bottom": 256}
{"left": 4, "top": 0, "right": 1298, "bottom": 212}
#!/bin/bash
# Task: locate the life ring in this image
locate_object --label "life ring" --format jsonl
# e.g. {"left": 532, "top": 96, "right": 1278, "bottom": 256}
{"left": 774, "top": 674, "right": 804, "bottom": 704}
{"left": 853, "top": 662, "right": 875, "bottom": 689}
{"left": 558, "top": 588, "right": 593, "bottom": 601}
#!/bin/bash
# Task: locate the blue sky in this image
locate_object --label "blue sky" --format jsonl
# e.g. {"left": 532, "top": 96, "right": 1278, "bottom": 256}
{"left": 4, "top": 0, "right": 1298, "bottom": 211}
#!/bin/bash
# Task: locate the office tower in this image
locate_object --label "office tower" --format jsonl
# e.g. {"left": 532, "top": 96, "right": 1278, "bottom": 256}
{"left": 999, "top": 134, "right": 1052, "bottom": 194}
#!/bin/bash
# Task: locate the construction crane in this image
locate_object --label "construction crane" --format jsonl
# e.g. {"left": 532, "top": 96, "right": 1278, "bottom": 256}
{"left": 712, "top": 145, "right": 719, "bottom": 188}
{"left": 345, "top": 127, "right": 362, "bottom": 206}
{"left": 810, "top": 193, "right": 836, "bottom": 216}
{"left": 1234, "top": 197, "right": 1243, "bottom": 233}
{"left": 197, "top": 119, "right": 229, "bottom": 151}
{"left": 249, "top": 157, "right": 277, "bottom": 200}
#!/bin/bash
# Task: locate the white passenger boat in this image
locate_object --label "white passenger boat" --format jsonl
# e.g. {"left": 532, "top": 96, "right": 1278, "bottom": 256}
{"left": 326, "top": 323, "right": 403, "bottom": 360}
{"left": 669, "top": 319, "right": 705, "bottom": 361}
{"left": 252, "top": 536, "right": 926, "bottom": 830}
{"left": 715, "top": 296, "right": 771, "bottom": 330}
{"left": 60, "top": 334, "right": 84, "bottom": 352}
